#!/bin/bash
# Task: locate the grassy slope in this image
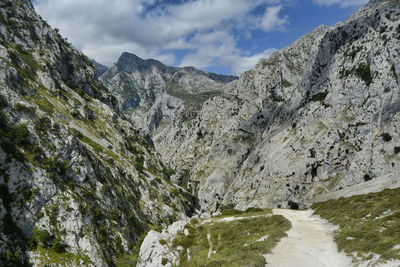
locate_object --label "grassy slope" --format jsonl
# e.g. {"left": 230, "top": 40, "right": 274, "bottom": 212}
{"left": 171, "top": 209, "right": 291, "bottom": 267}
{"left": 313, "top": 187, "right": 400, "bottom": 262}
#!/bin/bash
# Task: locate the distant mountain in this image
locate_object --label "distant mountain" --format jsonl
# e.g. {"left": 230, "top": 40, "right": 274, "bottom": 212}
{"left": 91, "top": 59, "right": 109, "bottom": 78}
{"left": 101, "top": 0, "right": 400, "bottom": 214}
{"left": 99, "top": 52, "right": 238, "bottom": 131}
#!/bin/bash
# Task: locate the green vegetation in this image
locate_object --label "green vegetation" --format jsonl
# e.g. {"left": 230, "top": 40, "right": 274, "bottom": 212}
{"left": 134, "top": 155, "right": 144, "bottom": 173}
{"left": 218, "top": 207, "right": 271, "bottom": 218}
{"left": 166, "top": 83, "right": 223, "bottom": 110}
{"left": 310, "top": 91, "right": 329, "bottom": 102}
{"left": 35, "top": 96, "right": 55, "bottom": 114}
{"left": 0, "top": 111, "right": 30, "bottom": 161}
{"left": 0, "top": 94, "right": 8, "bottom": 108}
{"left": 281, "top": 78, "right": 292, "bottom": 88}
{"left": 172, "top": 209, "right": 290, "bottom": 266}
{"left": 31, "top": 228, "right": 52, "bottom": 248}
{"left": 0, "top": 250, "right": 29, "bottom": 267}
{"left": 32, "top": 246, "right": 92, "bottom": 266}
{"left": 116, "top": 232, "right": 148, "bottom": 267}
{"left": 340, "top": 63, "right": 373, "bottom": 86}
{"left": 354, "top": 64, "right": 373, "bottom": 86}
{"left": 381, "top": 132, "right": 392, "bottom": 142}
{"left": 313, "top": 188, "right": 400, "bottom": 262}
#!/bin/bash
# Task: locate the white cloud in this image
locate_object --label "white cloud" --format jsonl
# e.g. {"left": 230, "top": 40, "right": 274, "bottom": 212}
{"left": 33, "top": 0, "right": 286, "bottom": 74}
{"left": 261, "top": 6, "right": 289, "bottom": 31}
{"left": 312, "top": 0, "right": 368, "bottom": 8}
{"left": 179, "top": 31, "right": 276, "bottom": 75}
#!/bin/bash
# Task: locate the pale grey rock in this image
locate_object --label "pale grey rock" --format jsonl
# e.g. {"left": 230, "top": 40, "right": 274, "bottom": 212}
{"left": 137, "top": 219, "right": 189, "bottom": 267}
{"left": 0, "top": 1, "right": 197, "bottom": 265}
{"left": 101, "top": 0, "right": 400, "bottom": 212}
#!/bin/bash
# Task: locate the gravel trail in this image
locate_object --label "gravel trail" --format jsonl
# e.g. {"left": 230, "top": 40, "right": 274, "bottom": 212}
{"left": 264, "top": 209, "right": 353, "bottom": 267}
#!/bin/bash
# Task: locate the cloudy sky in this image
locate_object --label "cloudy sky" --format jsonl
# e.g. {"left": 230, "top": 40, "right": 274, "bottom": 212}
{"left": 32, "top": 0, "right": 368, "bottom": 75}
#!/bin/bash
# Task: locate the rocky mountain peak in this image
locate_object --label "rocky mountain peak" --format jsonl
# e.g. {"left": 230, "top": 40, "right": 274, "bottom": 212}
{"left": 116, "top": 52, "right": 173, "bottom": 74}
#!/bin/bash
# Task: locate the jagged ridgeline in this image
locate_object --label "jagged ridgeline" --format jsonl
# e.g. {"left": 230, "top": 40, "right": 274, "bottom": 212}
{"left": 0, "top": 0, "right": 197, "bottom": 266}
{"left": 100, "top": 0, "right": 400, "bottom": 213}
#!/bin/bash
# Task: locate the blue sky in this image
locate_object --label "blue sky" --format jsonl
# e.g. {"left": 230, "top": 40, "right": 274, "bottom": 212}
{"left": 33, "top": 0, "right": 368, "bottom": 75}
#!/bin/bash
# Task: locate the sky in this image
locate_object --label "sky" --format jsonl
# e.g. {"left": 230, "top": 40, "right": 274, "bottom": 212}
{"left": 32, "top": 0, "right": 369, "bottom": 75}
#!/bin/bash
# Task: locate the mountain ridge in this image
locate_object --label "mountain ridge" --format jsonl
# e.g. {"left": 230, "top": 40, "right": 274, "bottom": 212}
{"left": 100, "top": 0, "right": 400, "bottom": 212}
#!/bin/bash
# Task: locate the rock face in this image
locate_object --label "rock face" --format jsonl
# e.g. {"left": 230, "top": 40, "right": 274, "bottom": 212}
{"left": 99, "top": 52, "right": 238, "bottom": 132}
{"left": 0, "top": 0, "right": 197, "bottom": 266}
{"left": 100, "top": 0, "right": 400, "bottom": 212}
{"left": 92, "top": 60, "right": 109, "bottom": 79}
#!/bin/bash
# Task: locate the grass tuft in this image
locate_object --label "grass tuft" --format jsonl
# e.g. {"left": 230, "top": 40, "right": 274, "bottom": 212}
{"left": 172, "top": 209, "right": 290, "bottom": 267}
{"left": 313, "top": 188, "right": 400, "bottom": 262}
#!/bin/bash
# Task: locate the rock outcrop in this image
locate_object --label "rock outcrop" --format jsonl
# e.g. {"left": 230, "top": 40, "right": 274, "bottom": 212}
{"left": 100, "top": 0, "right": 400, "bottom": 212}
{"left": 0, "top": 0, "right": 197, "bottom": 265}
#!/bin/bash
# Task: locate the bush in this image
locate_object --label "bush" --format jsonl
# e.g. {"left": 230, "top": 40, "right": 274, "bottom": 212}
{"left": 51, "top": 236, "right": 65, "bottom": 253}
{"left": 288, "top": 200, "right": 299, "bottom": 210}
{"left": 355, "top": 64, "right": 372, "bottom": 86}
{"left": 134, "top": 155, "right": 144, "bottom": 173}
{"left": 0, "top": 94, "right": 8, "bottom": 109}
{"left": 245, "top": 207, "right": 264, "bottom": 213}
{"left": 164, "top": 168, "right": 175, "bottom": 178}
{"left": 310, "top": 91, "right": 328, "bottom": 102}
{"left": 381, "top": 133, "right": 392, "bottom": 142}
{"left": 394, "top": 147, "right": 400, "bottom": 154}
{"left": 363, "top": 174, "right": 372, "bottom": 181}
{"left": 33, "top": 227, "right": 52, "bottom": 248}
{"left": 0, "top": 250, "right": 26, "bottom": 266}
{"left": 159, "top": 239, "right": 167, "bottom": 245}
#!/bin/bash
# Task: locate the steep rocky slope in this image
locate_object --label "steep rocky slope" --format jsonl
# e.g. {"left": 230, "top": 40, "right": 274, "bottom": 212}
{"left": 101, "top": 0, "right": 400, "bottom": 212}
{"left": 0, "top": 0, "right": 197, "bottom": 266}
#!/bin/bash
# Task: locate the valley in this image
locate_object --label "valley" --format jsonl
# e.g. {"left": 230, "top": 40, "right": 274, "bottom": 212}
{"left": 0, "top": 0, "right": 399, "bottom": 266}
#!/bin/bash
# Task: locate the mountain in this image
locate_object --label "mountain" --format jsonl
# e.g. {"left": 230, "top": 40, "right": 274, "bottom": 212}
{"left": 0, "top": 0, "right": 197, "bottom": 266}
{"left": 92, "top": 60, "right": 109, "bottom": 79}
{"left": 99, "top": 52, "right": 238, "bottom": 132}
{"left": 100, "top": 0, "right": 400, "bottom": 213}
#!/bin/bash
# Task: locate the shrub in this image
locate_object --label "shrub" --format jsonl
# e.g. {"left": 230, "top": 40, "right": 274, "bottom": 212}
{"left": 310, "top": 91, "right": 328, "bottom": 102}
{"left": 245, "top": 207, "right": 264, "bottom": 213}
{"left": 159, "top": 239, "right": 167, "bottom": 245}
{"left": 0, "top": 94, "right": 8, "bottom": 108}
{"left": 0, "top": 250, "right": 25, "bottom": 266}
{"left": 32, "top": 227, "right": 52, "bottom": 248}
{"left": 164, "top": 168, "right": 175, "bottom": 178}
{"left": 394, "top": 147, "right": 400, "bottom": 154}
{"left": 355, "top": 64, "right": 372, "bottom": 86}
{"left": 288, "top": 200, "right": 299, "bottom": 210}
{"left": 161, "top": 258, "right": 168, "bottom": 265}
{"left": 51, "top": 236, "right": 65, "bottom": 253}
{"left": 381, "top": 133, "right": 392, "bottom": 142}
{"left": 364, "top": 174, "right": 372, "bottom": 181}
{"left": 134, "top": 155, "right": 144, "bottom": 173}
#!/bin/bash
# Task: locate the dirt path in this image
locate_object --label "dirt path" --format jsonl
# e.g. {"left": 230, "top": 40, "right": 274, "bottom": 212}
{"left": 264, "top": 209, "right": 353, "bottom": 267}
{"left": 207, "top": 230, "right": 212, "bottom": 259}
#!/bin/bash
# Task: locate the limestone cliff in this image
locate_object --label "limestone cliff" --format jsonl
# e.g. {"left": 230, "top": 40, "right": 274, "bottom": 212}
{"left": 0, "top": 0, "right": 197, "bottom": 266}
{"left": 100, "top": 0, "right": 400, "bottom": 212}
